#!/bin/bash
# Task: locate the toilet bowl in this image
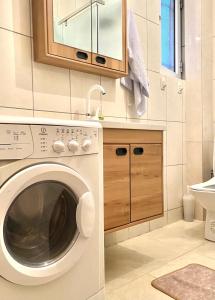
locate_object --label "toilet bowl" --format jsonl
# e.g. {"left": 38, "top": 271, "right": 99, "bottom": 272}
{"left": 191, "top": 177, "right": 215, "bottom": 241}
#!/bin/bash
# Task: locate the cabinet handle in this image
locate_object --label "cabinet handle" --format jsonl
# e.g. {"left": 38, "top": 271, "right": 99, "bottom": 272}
{"left": 76, "top": 51, "right": 88, "bottom": 60}
{"left": 133, "top": 147, "right": 144, "bottom": 155}
{"left": 116, "top": 148, "right": 127, "bottom": 156}
{"left": 96, "top": 56, "right": 106, "bottom": 65}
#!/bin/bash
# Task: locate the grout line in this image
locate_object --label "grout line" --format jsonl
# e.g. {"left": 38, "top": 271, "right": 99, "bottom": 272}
{"left": 0, "top": 26, "right": 32, "bottom": 38}
{"left": 134, "top": 13, "right": 160, "bottom": 27}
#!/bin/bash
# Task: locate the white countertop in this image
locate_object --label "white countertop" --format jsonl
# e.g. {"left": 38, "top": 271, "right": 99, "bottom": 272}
{"left": 96, "top": 120, "right": 166, "bottom": 131}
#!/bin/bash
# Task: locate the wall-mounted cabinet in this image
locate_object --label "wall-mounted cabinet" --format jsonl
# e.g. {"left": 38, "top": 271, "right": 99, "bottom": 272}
{"left": 103, "top": 129, "right": 164, "bottom": 232}
{"left": 32, "top": 0, "right": 128, "bottom": 78}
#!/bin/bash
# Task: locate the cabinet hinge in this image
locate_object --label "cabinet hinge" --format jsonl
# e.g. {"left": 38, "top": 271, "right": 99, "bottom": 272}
{"left": 180, "top": 0, "right": 184, "bottom": 9}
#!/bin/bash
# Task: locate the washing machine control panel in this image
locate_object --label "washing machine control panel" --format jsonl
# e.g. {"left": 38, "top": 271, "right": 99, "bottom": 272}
{"left": 30, "top": 125, "right": 99, "bottom": 158}
{"left": 0, "top": 124, "right": 99, "bottom": 160}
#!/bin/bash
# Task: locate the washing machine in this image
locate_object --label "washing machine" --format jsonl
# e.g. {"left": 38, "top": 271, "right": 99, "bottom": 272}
{"left": 0, "top": 116, "right": 104, "bottom": 300}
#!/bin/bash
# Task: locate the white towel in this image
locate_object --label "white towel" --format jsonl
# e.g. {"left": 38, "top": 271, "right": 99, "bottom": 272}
{"left": 121, "top": 9, "right": 149, "bottom": 117}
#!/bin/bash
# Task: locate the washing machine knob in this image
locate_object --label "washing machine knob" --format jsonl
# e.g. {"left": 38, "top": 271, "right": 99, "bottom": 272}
{"left": 68, "top": 140, "right": 79, "bottom": 152}
{"left": 53, "top": 140, "right": 65, "bottom": 153}
{"left": 82, "top": 138, "right": 92, "bottom": 151}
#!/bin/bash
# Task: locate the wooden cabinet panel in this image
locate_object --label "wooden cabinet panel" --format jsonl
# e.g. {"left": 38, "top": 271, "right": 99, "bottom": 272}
{"left": 104, "top": 129, "right": 163, "bottom": 144}
{"left": 104, "top": 144, "right": 130, "bottom": 230}
{"left": 130, "top": 144, "right": 163, "bottom": 222}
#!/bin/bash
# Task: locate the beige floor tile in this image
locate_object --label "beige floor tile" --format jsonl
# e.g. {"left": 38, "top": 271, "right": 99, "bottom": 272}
{"left": 105, "top": 221, "right": 207, "bottom": 296}
{"left": 150, "top": 251, "right": 215, "bottom": 278}
{"left": 106, "top": 274, "right": 172, "bottom": 300}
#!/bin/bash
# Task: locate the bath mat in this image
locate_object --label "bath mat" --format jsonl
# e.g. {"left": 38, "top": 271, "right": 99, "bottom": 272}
{"left": 151, "top": 264, "right": 215, "bottom": 300}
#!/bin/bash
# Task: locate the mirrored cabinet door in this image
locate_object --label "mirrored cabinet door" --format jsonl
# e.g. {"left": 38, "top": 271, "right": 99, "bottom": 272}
{"left": 92, "top": 0, "right": 126, "bottom": 71}
{"left": 47, "top": 0, "right": 92, "bottom": 64}
{"left": 53, "top": 0, "right": 92, "bottom": 54}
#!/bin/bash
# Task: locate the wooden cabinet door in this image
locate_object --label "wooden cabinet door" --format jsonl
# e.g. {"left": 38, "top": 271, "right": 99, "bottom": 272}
{"left": 104, "top": 144, "right": 130, "bottom": 230}
{"left": 130, "top": 144, "right": 163, "bottom": 222}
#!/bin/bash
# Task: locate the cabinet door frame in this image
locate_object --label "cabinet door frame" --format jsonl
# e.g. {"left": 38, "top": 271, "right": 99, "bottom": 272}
{"left": 91, "top": 0, "right": 127, "bottom": 73}
{"left": 130, "top": 143, "right": 164, "bottom": 222}
{"left": 32, "top": 0, "right": 128, "bottom": 78}
{"left": 103, "top": 144, "right": 130, "bottom": 231}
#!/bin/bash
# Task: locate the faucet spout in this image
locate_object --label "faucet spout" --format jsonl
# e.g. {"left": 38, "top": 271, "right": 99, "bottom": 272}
{"left": 86, "top": 84, "right": 106, "bottom": 118}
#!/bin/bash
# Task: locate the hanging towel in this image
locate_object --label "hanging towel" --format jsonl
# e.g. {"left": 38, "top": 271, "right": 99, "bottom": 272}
{"left": 121, "top": 9, "right": 149, "bottom": 116}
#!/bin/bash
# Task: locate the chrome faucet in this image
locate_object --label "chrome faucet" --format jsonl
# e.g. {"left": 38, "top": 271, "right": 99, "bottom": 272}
{"left": 86, "top": 84, "right": 106, "bottom": 119}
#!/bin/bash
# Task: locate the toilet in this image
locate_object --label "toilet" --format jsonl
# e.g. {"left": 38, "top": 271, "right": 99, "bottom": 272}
{"left": 190, "top": 142, "right": 215, "bottom": 242}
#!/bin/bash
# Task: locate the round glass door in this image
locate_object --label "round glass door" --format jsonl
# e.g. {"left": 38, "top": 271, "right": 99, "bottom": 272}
{"left": 3, "top": 181, "right": 78, "bottom": 267}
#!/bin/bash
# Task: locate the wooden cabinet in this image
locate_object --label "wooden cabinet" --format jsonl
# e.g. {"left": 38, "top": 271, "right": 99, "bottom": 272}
{"left": 104, "top": 145, "right": 130, "bottom": 230}
{"left": 32, "top": 0, "right": 128, "bottom": 79}
{"left": 103, "top": 129, "right": 163, "bottom": 232}
{"left": 130, "top": 144, "right": 163, "bottom": 222}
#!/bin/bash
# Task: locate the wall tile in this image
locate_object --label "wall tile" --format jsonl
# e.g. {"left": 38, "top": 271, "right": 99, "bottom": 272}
{"left": 167, "top": 122, "right": 183, "bottom": 165}
{"left": 70, "top": 70, "right": 100, "bottom": 116}
{"left": 186, "top": 141, "right": 203, "bottom": 185}
{"left": 34, "top": 111, "right": 71, "bottom": 120}
{"left": 163, "top": 166, "right": 167, "bottom": 212}
{"left": 102, "top": 78, "right": 127, "bottom": 118}
{"left": 149, "top": 212, "right": 167, "bottom": 231}
{"left": 128, "top": 0, "right": 147, "bottom": 18}
{"left": 33, "top": 63, "right": 71, "bottom": 113}
{"left": 166, "top": 77, "right": 183, "bottom": 122}
{"left": 0, "top": 29, "right": 33, "bottom": 109}
{"left": 167, "top": 207, "right": 183, "bottom": 224}
{"left": 167, "top": 165, "right": 183, "bottom": 210}
{"left": 0, "top": 0, "right": 31, "bottom": 36}
{"left": 147, "top": 21, "right": 161, "bottom": 72}
{"left": 0, "top": 107, "right": 33, "bottom": 117}
{"left": 126, "top": 90, "right": 148, "bottom": 119}
{"left": 147, "top": 0, "right": 160, "bottom": 25}
{"left": 135, "top": 15, "right": 148, "bottom": 65}
{"left": 148, "top": 72, "right": 166, "bottom": 121}
{"left": 128, "top": 222, "right": 149, "bottom": 239}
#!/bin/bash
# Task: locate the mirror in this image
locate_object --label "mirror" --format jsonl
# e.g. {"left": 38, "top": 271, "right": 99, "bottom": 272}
{"left": 53, "top": 0, "right": 92, "bottom": 53}
{"left": 92, "top": 0, "right": 123, "bottom": 60}
{"left": 53, "top": 0, "right": 123, "bottom": 60}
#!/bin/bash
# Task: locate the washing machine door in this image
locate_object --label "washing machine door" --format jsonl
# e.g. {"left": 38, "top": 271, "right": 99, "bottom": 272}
{"left": 0, "top": 163, "right": 95, "bottom": 286}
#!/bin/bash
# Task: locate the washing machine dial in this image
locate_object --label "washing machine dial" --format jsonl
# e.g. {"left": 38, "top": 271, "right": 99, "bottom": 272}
{"left": 82, "top": 138, "right": 92, "bottom": 151}
{"left": 68, "top": 140, "right": 79, "bottom": 152}
{"left": 53, "top": 140, "right": 65, "bottom": 153}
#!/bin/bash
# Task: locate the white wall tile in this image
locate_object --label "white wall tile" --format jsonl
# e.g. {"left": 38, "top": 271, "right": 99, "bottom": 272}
{"left": 101, "top": 78, "right": 127, "bottom": 118}
{"left": 147, "top": 0, "right": 160, "bottom": 25}
{"left": 0, "top": 29, "right": 33, "bottom": 109}
{"left": 186, "top": 142, "right": 203, "bottom": 185}
{"left": 128, "top": 222, "right": 149, "bottom": 239}
{"left": 34, "top": 111, "right": 71, "bottom": 120}
{"left": 0, "top": 107, "right": 33, "bottom": 117}
{"left": 0, "top": 0, "right": 31, "bottom": 36}
{"left": 147, "top": 21, "right": 161, "bottom": 72}
{"left": 149, "top": 212, "right": 167, "bottom": 231}
{"left": 167, "top": 122, "right": 183, "bottom": 165}
{"left": 33, "top": 63, "right": 71, "bottom": 113}
{"left": 135, "top": 15, "right": 148, "bottom": 65}
{"left": 70, "top": 70, "right": 100, "bottom": 115}
{"left": 167, "top": 165, "right": 183, "bottom": 210}
{"left": 128, "top": 0, "right": 147, "bottom": 18}
{"left": 148, "top": 72, "right": 166, "bottom": 121}
{"left": 166, "top": 77, "right": 183, "bottom": 122}
{"left": 168, "top": 207, "right": 183, "bottom": 224}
